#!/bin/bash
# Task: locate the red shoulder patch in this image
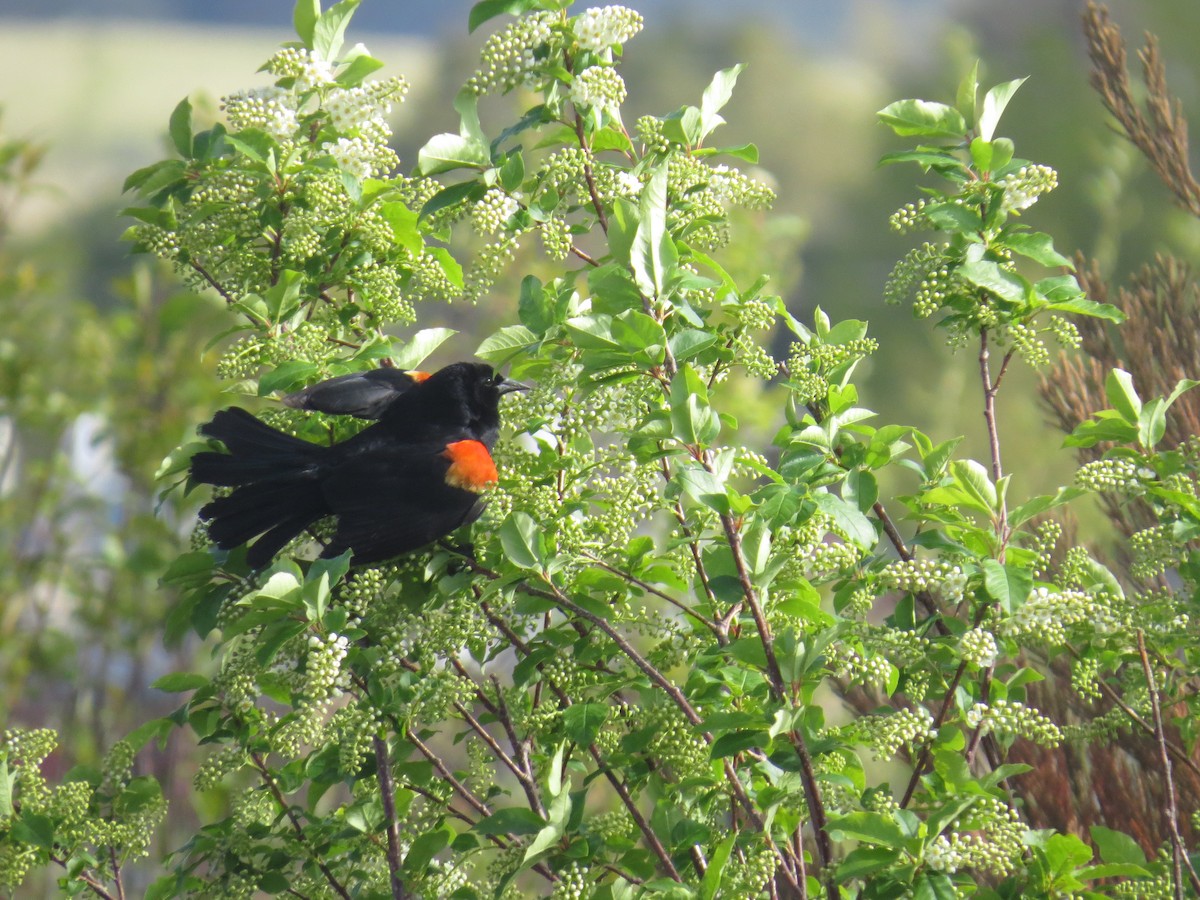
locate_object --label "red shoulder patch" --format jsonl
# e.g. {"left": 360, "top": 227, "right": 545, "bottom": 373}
{"left": 410, "top": 370, "right": 432, "bottom": 382}
{"left": 442, "top": 440, "right": 498, "bottom": 492}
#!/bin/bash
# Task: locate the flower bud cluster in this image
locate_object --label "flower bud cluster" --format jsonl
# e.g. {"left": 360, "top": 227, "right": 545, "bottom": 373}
{"left": 551, "top": 862, "right": 591, "bottom": 899}
{"left": 468, "top": 13, "right": 556, "bottom": 95}
{"left": 305, "top": 632, "right": 351, "bottom": 702}
{"left": 193, "top": 744, "right": 246, "bottom": 791}
{"left": 959, "top": 626, "right": 998, "bottom": 668}
{"left": 1031, "top": 520, "right": 1061, "bottom": 578}
{"left": 999, "top": 163, "right": 1058, "bottom": 212}
{"left": 1002, "top": 586, "right": 1111, "bottom": 644}
{"left": 472, "top": 188, "right": 522, "bottom": 234}
{"left": 888, "top": 199, "right": 929, "bottom": 232}
{"left": 879, "top": 558, "right": 968, "bottom": 604}
{"left": 857, "top": 706, "right": 936, "bottom": 761}
{"left": 1130, "top": 524, "right": 1180, "bottom": 580}
{"left": 1071, "top": 655, "right": 1102, "bottom": 702}
{"left": 1005, "top": 321, "right": 1049, "bottom": 367}
{"left": 324, "top": 77, "right": 407, "bottom": 135}
{"left": 925, "top": 797, "right": 1023, "bottom": 876}
{"left": 1075, "top": 456, "right": 1151, "bottom": 494}
{"left": 331, "top": 703, "right": 383, "bottom": 775}
{"left": 636, "top": 114, "right": 670, "bottom": 154}
{"left": 964, "top": 698, "right": 1062, "bottom": 746}
{"left": 221, "top": 86, "right": 299, "bottom": 140}
{"left": 827, "top": 643, "right": 893, "bottom": 687}
{"left": 570, "top": 66, "right": 628, "bottom": 112}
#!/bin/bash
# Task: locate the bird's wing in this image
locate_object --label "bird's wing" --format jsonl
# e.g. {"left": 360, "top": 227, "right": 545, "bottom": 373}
{"left": 282, "top": 369, "right": 427, "bottom": 420}
{"left": 320, "top": 444, "right": 486, "bottom": 564}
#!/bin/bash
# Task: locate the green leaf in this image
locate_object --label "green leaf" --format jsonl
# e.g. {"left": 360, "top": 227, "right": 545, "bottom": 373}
{"left": 0, "top": 758, "right": 12, "bottom": 819}
{"left": 312, "top": 0, "right": 361, "bottom": 61}
{"left": 416, "top": 132, "right": 490, "bottom": 175}
{"left": 1090, "top": 826, "right": 1146, "bottom": 866}
{"left": 500, "top": 511, "right": 545, "bottom": 570}
{"left": 11, "top": 812, "right": 55, "bottom": 849}
{"left": 259, "top": 360, "right": 319, "bottom": 396}
{"left": 978, "top": 77, "right": 1027, "bottom": 141}
{"left": 469, "top": 0, "right": 533, "bottom": 33}
{"left": 1137, "top": 396, "right": 1167, "bottom": 449}
{"left": 1165, "top": 378, "right": 1200, "bottom": 410}
{"left": 879, "top": 149, "right": 967, "bottom": 170}
{"left": 699, "top": 834, "right": 735, "bottom": 900}
{"left": 631, "top": 165, "right": 674, "bottom": 299}
{"left": 335, "top": 50, "right": 384, "bottom": 86}
{"left": 404, "top": 825, "right": 452, "bottom": 875}
{"left": 474, "top": 806, "right": 546, "bottom": 835}
{"left": 169, "top": 97, "right": 193, "bottom": 158}
{"left": 562, "top": 703, "right": 608, "bottom": 746}
{"left": 477, "top": 324, "right": 539, "bottom": 362}
{"left": 1005, "top": 231, "right": 1073, "bottom": 268}
{"left": 826, "top": 811, "right": 908, "bottom": 849}
{"left": 844, "top": 469, "right": 879, "bottom": 513}
{"left": 293, "top": 0, "right": 320, "bottom": 47}
{"left": 710, "top": 730, "right": 769, "bottom": 758}
{"left": 914, "top": 871, "right": 959, "bottom": 900}
{"left": 151, "top": 672, "right": 209, "bottom": 693}
{"left": 698, "top": 64, "right": 746, "bottom": 142}
{"left": 419, "top": 180, "right": 486, "bottom": 220}
{"left": 878, "top": 99, "right": 968, "bottom": 138}
{"left": 811, "top": 492, "right": 877, "bottom": 550}
{"left": 1105, "top": 368, "right": 1142, "bottom": 424}
{"left": 958, "top": 259, "right": 1029, "bottom": 305}
{"left": 957, "top": 60, "right": 979, "bottom": 129}
{"left": 981, "top": 559, "right": 1032, "bottom": 614}
{"left": 670, "top": 366, "right": 719, "bottom": 446}
{"left": 951, "top": 459, "right": 999, "bottom": 513}
{"left": 392, "top": 327, "right": 457, "bottom": 370}
{"left": 836, "top": 846, "right": 901, "bottom": 881}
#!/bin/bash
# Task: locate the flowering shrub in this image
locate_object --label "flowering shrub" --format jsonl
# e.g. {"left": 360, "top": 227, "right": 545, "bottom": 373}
{"left": 3, "top": 1, "right": 1199, "bottom": 898}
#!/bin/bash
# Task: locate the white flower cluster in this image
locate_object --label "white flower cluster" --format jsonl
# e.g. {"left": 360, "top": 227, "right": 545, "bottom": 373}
{"left": 472, "top": 188, "right": 522, "bottom": 234}
{"left": 964, "top": 698, "right": 1062, "bottom": 746}
{"left": 858, "top": 706, "right": 936, "bottom": 761}
{"left": 296, "top": 50, "right": 336, "bottom": 92}
{"left": 1002, "top": 585, "right": 1116, "bottom": 644}
{"left": 879, "top": 558, "right": 968, "bottom": 604}
{"left": 999, "top": 163, "right": 1058, "bottom": 212}
{"left": 469, "top": 12, "right": 556, "bottom": 94}
{"left": 959, "top": 626, "right": 998, "bottom": 668}
{"left": 324, "top": 78, "right": 407, "bottom": 135}
{"left": 222, "top": 86, "right": 300, "bottom": 140}
{"left": 305, "top": 632, "right": 351, "bottom": 702}
{"left": 322, "top": 135, "right": 397, "bottom": 181}
{"left": 573, "top": 6, "right": 644, "bottom": 53}
{"left": 570, "top": 65, "right": 628, "bottom": 112}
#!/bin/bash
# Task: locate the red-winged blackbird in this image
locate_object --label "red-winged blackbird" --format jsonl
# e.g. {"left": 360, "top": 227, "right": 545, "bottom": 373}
{"left": 190, "top": 362, "right": 528, "bottom": 568}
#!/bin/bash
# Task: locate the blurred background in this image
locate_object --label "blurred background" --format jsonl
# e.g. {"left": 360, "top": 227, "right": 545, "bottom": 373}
{"left": 0, "top": 0, "right": 1196, "bottom": 888}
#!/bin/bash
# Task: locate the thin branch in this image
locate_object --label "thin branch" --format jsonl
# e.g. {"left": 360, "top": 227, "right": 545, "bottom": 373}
{"left": 373, "top": 736, "right": 411, "bottom": 900}
{"left": 249, "top": 750, "right": 354, "bottom": 900}
{"left": 50, "top": 855, "right": 115, "bottom": 900}
{"left": 1137, "top": 631, "right": 1200, "bottom": 898}
{"left": 189, "top": 260, "right": 237, "bottom": 305}
{"left": 570, "top": 244, "right": 601, "bottom": 267}
{"left": 108, "top": 846, "right": 125, "bottom": 900}
{"left": 581, "top": 549, "right": 721, "bottom": 634}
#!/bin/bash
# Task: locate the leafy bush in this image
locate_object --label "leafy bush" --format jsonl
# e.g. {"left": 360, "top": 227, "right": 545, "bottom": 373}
{"left": 4, "top": 1, "right": 1200, "bottom": 897}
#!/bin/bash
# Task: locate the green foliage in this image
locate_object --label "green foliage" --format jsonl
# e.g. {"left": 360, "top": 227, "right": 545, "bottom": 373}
{"left": 4, "top": 2, "right": 1200, "bottom": 898}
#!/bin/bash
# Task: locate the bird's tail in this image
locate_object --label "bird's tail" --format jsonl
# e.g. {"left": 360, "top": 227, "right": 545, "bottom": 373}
{"left": 191, "top": 408, "right": 329, "bottom": 567}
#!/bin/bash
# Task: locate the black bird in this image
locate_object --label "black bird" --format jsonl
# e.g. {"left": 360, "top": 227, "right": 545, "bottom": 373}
{"left": 190, "top": 362, "right": 528, "bottom": 567}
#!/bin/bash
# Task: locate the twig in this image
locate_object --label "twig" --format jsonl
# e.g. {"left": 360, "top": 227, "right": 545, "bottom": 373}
{"left": 580, "top": 549, "right": 721, "bottom": 634}
{"left": 189, "top": 260, "right": 237, "bottom": 306}
{"left": 1137, "top": 631, "right": 1200, "bottom": 898}
{"left": 373, "top": 736, "right": 411, "bottom": 900}
{"left": 50, "top": 854, "right": 115, "bottom": 900}
{"left": 250, "top": 750, "right": 353, "bottom": 900}
{"left": 108, "top": 846, "right": 125, "bottom": 900}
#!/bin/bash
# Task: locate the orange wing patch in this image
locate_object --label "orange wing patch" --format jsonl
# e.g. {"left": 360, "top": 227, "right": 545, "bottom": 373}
{"left": 409, "top": 370, "right": 432, "bottom": 382}
{"left": 442, "top": 440, "right": 498, "bottom": 493}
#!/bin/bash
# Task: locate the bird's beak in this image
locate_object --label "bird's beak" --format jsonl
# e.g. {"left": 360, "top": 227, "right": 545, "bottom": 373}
{"left": 497, "top": 376, "right": 532, "bottom": 395}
